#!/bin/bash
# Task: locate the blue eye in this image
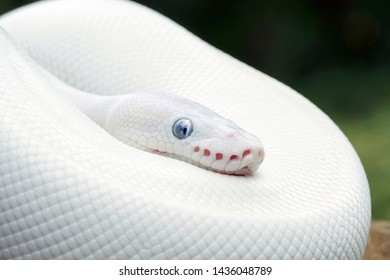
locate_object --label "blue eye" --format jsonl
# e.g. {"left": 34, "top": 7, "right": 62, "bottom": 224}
{"left": 172, "top": 119, "right": 193, "bottom": 139}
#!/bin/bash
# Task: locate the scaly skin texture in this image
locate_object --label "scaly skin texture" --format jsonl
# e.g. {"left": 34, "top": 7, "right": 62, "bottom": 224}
{"left": 0, "top": 0, "right": 370, "bottom": 260}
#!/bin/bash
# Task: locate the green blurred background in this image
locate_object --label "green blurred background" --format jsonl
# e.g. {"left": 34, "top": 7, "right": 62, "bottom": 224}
{"left": 1, "top": 0, "right": 389, "bottom": 219}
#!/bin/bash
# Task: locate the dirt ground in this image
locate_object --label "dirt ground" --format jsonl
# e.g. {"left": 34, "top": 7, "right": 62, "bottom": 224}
{"left": 363, "top": 220, "right": 390, "bottom": 260}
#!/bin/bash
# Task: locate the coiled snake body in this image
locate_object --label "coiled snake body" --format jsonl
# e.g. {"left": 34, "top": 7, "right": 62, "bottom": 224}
{"left": 0, "top": 0, "right": 371, "bottom": 259}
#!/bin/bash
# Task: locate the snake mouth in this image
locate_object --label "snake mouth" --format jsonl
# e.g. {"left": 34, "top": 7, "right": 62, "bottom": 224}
{"left": 233, "top": 164, "right": 258, "bottom": 176}
{"left": 188, "top": 145, "right": 264, "bottom": 176}
{"left": 229, "top": 155, "right": 263, "bottom": 176}
{"left": 150, "top": 145, "right": 264, "bottom": 176}
{"left": 233, "top": 166, "right": 252, "bottom": 176}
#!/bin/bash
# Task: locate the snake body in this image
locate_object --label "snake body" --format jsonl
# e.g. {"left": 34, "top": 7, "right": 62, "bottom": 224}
{"left": 0, "top": 0, "right": 371, "bottom": 259}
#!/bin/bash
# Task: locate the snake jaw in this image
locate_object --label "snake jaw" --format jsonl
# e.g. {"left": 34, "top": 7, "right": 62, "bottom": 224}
{"left": 188, "top": 141, "right": 264, "bottom": 176}
{"left": 235, "top": 147, "right": 264, "bottom": 175}
{"left": 151, "top": 142, "right": 264, "bottom": 176}
{"left": 230, "top": 145, "right": 264, "bottom": 175}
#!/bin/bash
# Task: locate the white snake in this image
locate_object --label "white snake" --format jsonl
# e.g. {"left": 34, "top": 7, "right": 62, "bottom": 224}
{"left": 0, "top": 0, "right": 371, "bottom": 259}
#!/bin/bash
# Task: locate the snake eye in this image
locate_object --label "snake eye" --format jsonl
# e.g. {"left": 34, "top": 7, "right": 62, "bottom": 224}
{"left": 172, "top": 118, "right": 193, "bottom": 139}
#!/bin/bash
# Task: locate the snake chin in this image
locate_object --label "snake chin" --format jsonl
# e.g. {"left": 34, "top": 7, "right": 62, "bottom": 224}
{"left": 234, "top": 166, "right": 252, "bottom": 176}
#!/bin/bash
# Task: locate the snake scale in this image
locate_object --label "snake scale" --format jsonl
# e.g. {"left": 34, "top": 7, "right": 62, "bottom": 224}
{"left": 0, "top": 0, "right": 371, "bottom": 259}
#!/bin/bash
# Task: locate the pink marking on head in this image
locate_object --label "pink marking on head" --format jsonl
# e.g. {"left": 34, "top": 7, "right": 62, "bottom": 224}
{"left": 227, "top": 133, "right": 235, "bottom": 138}
{"left": 243, "top": 149, "right": 251, "bottom": 158}
{"left": 194, "top": 146, "right": 200, "bottom": 152}
{"left": 230, "top": 155, "right": 238, "bottom": 160}
{"left": 215, "top": 153, "right": 223, "bottom": 160}
{"left": 203, "top": 149, "right": 211, "bottom": 156}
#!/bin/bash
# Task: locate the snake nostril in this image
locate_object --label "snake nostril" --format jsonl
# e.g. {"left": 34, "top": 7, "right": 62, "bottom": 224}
{"left": 243, "top": 149, "right": 251, "bottom": 158}
{"left": 203, "top": 149, "right": 210, "bottom": 156}
{"left": 194, "top": 146, "right": 200, "bottom": 152}
{"left": 230, "top": 155, "right": 238, "bottom": 160}
{"left": 215, "top": 153, "right": 223, "bottom": 160}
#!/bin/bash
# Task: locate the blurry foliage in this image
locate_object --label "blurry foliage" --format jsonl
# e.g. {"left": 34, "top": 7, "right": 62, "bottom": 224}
{"left": 1, "top": 0, "right": 389, "bottom": 219}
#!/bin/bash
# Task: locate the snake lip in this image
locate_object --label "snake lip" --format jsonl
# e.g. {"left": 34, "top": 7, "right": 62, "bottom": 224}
{"left": 233, "top": 161, "right": 260, "bottom": 176}
{"left": 234, "top": 166, "right": 251, "bottom": 176}
{"left": 149, "top": 146, "right": 264, "bottom": 176}
{"left": 231, "top": 147, "right": 264, "bottom": 175}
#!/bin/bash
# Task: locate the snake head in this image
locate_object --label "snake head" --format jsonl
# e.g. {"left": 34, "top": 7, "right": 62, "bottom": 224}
{"left": 169, "top": 113, "right": 265, "bottom": 175}
{"left": 104, "top": 92, "right": 264, "bottom": 175}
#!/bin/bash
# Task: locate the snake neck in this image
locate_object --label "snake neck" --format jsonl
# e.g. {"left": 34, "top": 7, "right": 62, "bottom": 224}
{"left": 65, "top": 89, "right": 117, "bottom": 128}
{"left": 40, "top": 67, "right": 117, "bottom": 128}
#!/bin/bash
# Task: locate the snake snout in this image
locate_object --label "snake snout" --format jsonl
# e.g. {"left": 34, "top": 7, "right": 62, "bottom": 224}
{"left": 231, "top": 145, "right": 265, "bottom": 175}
